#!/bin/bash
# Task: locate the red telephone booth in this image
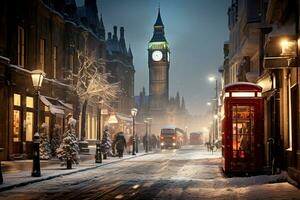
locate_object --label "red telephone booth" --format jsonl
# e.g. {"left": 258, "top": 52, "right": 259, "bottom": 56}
{"left": 222, "top": 82, "right": 264, "bottom": 174}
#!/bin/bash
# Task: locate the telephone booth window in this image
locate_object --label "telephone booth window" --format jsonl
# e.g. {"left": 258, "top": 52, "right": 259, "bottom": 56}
{"left": 232, "top": 105, "right": 254, "bottom": 161}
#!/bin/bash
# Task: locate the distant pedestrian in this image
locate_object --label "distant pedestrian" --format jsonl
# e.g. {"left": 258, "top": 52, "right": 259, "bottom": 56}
{"left": 151, "top": 134, "right": 157, "bottom": 149}
{"left": 143, "top": 134, "right": 147, "bottom": 150}
{"left": 114, "top": 132, "right": 127, "bottom": 158}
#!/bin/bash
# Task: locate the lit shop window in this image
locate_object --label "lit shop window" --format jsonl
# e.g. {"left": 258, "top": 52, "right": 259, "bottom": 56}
{"left": 45, "top": 116, "right": 50, "bottom": 134}
{"left": 26, "top": 96, "right": 34, "bottom": 108}
{"left": 13, "top": 110, "right": 21, "bottom": 142}
{"left": 26, "top": 112, "right": 33, "bottom": 142}
{"left": 14, "top": 94, "right": 21, "bottom": 106}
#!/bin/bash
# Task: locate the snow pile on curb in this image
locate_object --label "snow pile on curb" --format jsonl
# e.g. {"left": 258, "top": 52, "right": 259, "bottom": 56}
{"left": 225, "top": 172, "right": 288, "bottom": 187}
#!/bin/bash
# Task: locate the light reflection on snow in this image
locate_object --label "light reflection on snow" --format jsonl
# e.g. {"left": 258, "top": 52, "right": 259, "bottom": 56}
{"left": 114, "top": 194, "right": 124, "bottom": 199}
{"left": 132, "top": 184, "right": 140, "bottom": 189}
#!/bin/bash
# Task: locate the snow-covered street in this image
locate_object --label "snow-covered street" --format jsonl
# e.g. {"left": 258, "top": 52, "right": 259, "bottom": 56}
{"left": 0, "top": 145, "right": 299, "bottom": 200}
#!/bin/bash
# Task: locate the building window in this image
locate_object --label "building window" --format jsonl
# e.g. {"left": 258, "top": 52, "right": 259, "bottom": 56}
{"left": 13, "top": 110, "right": 21, "bottom": 142}
{"left": 26, "top": 96, "right": 34, "bottom": 108}
{"left": 13, "top": 93, "right": 21, "bottom": 142}
{"left": 25, "top": 112, "right": 33, "bottom": 141}
{"left": 39, "top": 39, "right": 45, "bottom": 71}
{"left": 53, "top": 46, "right": 57, "bottom": 79}
{"left": 18, "top": 26, "right": 25, "bottom": 67}
{"left": 14, "top": 93, "right": 21, "bottom": 106}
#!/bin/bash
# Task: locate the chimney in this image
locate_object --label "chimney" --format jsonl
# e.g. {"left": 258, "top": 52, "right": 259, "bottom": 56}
{"left": 108, "top": 32, "right": 112, "bottom": 40}
{"left": 120, "top": 27, "right": 125, "bottom": 39}
{"left": 113, "top": 26, "right": 118, "bottom": 40}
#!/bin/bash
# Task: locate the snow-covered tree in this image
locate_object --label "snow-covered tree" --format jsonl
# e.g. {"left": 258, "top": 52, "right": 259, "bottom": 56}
{"left": 51, "top": 124, "right": 61, "bottom": 156}
{"left": 56, "top": 118, "right": 79, "bottom": 168}
{"left": 100, "top": 128, "right": 112, "bottom": 158}
{"left": 39, "top": 123, "right": 51, "bottom": 160}
{"left": 67, "top": 34, "right": 120, "bottom": 141}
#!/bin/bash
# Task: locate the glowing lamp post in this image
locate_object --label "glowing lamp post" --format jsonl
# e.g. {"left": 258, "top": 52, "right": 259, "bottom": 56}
{"left": 208, "top": 75, "right": 218, "bottom": 144}
{"left": 95, "top": 100, "right": 104, "bottom": 163}
{"left": 145, "top": 117, "right": 152, "bottom": 153}
{"left": 31, "top": 69, "right": 45, "bottom": 177}
{"left": 131, "top": 108, "right": 138, "bottom": 155}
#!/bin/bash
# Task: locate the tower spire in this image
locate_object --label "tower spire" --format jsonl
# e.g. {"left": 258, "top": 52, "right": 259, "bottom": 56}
{"left": 154, "top": 6, "right": 164, "bottom": 27}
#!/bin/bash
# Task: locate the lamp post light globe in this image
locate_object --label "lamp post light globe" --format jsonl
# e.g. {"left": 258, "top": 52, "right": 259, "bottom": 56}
{"left": 31, "top": 70, "right": 45, "bottom": 90}
{"left": 208, "top": 75, "right": 216, "bottom": 82}
{"left": 30, "top": 69, "right": 45, "bottom": 177}
{"left": 131, "top": 108, "right": 138, "bottom": 117}
{"left": 131, "top": 108, "right": 138, "bottom": 155}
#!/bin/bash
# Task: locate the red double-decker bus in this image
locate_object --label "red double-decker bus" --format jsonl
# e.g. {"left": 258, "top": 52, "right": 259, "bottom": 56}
{"left": 160, "top": 126, "right": 184, "bottom": 149}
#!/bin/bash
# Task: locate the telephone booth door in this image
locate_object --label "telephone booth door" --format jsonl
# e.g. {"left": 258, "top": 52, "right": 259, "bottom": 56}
{"left": 222, "top": 83, "right": 263, "bottom": 174}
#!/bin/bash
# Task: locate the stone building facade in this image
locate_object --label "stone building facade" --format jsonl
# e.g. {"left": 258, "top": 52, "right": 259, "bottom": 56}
{"left": 221, "top": 0, "right": 300, "bottom": 185}
{"left": 0, "top": 0, "right": 116, "bottom": 160}
{"left": 106, "top": 26, "right": 135, "bottom": 116}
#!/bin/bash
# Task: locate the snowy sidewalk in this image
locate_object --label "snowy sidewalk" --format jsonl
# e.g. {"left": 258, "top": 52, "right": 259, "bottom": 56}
{"left": 0, "top": 149, "right": 153, "bottom": 192}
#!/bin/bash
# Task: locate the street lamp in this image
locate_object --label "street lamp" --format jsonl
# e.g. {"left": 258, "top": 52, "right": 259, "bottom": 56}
{"left": 131, "top": 108, "right": 138, "bottom": 155}
{"left": 31, "top": 69, "right": 45, "bottom": 177}
{"left": 208, "top": 75, "right": 218, "bottom": 145}
{"left": 144, "top": 119, "right": 149, "bottom": 153}
{"left": 145, "top": 117, "right": 152, "bottom": 153}
{"left": 207, "top": 102, "right": 211, "bottom": 106}
{"left": 95, "top": 100, "right": 104, "bottom": 163}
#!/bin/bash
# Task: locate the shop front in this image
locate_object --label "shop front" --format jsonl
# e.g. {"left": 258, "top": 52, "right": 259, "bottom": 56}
{"left": 1, "top": 63, "right": 75, "bottom": 160}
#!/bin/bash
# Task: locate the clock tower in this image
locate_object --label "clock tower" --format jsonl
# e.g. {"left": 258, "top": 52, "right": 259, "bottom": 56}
{"left": 148, "top": 9, "right": 170, "bottom": 117}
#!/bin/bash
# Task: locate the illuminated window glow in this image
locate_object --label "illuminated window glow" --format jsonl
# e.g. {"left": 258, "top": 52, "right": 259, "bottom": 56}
{"left": 26, "top": 96, "right": 34, "bottom": 108}
{"left": 231, "top": 92, "right": 255, "bottom": 97}
{"left": 26, "top": 112, "right": 33, "bottom": 141}
{"left": 14, "top": 94, "right": 21, "bottom": 106}
{"left": 257, "top": 92, "right": 262, "bottom": 97}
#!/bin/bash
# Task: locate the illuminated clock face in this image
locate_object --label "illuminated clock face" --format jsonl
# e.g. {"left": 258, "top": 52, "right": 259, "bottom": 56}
{"left": 167, "top": 52, "right": 170, "bottom": 62}
{"left": 152, "top": 50, "right": 163, "bottom": 61}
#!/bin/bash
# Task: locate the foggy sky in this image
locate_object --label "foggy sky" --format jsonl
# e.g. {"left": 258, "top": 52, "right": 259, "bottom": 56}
{"left": 76, "top": 0, "right": 230, "bottom": 115}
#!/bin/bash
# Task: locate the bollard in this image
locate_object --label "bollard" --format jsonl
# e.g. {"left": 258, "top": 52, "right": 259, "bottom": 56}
{"left": 95, "top": 143, "right": 102, "bottom": 163}
{"left": 32, "top": 132, "right": 41, "bottom": 177}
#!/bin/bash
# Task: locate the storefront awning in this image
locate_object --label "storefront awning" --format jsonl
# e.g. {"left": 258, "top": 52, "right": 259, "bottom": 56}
{"left": 40, "top": 95, "right": 65, "bottom": 116}
{"left": 116, "top": 113, "right": 133, "bottom": 123}
{"left": 58, "top": 100, "right": 73, "bottom": 111}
